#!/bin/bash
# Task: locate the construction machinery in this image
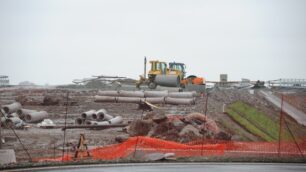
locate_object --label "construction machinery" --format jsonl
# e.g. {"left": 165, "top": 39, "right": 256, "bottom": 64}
{"left": 136, "top": 57, "right": 205, "bottom": 92}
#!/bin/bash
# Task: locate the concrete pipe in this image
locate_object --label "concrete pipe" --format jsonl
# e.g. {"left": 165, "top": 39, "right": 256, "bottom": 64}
{"left": 2, "top": 102, "right": 22, "bottom": 114}
{"left": 92, "top": 109, "right": 107, "bottom": 120}
{"left": 117, "top": 97, "right": 141, "bottom": 103}
{"left": 94, "top": 96, "right": 117, "bottom": 103}
{"left": 25, "top": 111, "right": 49, "bottom": 123}
{"left": 144, "top": 90, "right": 168, "bottom": 97}
{"left": 75, "top": 118, "right": 85, "bottom": 125}
{"left": 85, "top": 120, "right": 98, "bottom": 125}
{"left": 118, "top": 90, "right": 145, "bottom": 98}
{"left": 168, "top": 92, "right": 196, "bottom": 98}
{"left": 7, "top": 113, "right": 19, "bottom": 118}
{"left": 165, "top": 97, "right": 195, "bottom": 105}
{"left": 108, "top": 116, "right": 123, "bottom": 124}
{"left": 97, "top": 90, "right": 119, "bottom": 97}
{"left": 81, "top": 110, "right": 96, "bottom": 119}
{"left": 5, "top": 117, "right": 22, "bottom": 128}
{"left": 155, "top": 75, "right": 180, "bottom": 87}
{"left": 93, "top": 121, "right": 110, "bottom": 126}
{"left": 16, "top": 109, "right": 36, "bottom": 120}
{"left": 143, "top": 97, "right": 165, "bottom": 104}
{"left": 96, "top": 109, "right": 113, "bottom": 120}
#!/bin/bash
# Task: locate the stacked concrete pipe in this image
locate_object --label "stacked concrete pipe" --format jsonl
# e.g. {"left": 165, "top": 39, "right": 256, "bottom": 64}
{"left": 25, "top": 111, "right": 48, "bottom": 123}
{"left": 2, "top": 102, "right": 22, "bottom": 114}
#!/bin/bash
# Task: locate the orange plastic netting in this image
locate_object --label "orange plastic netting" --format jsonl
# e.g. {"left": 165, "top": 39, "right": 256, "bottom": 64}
{"left": 37, "top": 136, "right": 306, "bottom": 162}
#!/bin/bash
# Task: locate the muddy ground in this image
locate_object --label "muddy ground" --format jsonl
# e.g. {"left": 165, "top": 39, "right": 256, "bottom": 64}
{"left": 0, "top": 86, "right": 305, "bottom": 162}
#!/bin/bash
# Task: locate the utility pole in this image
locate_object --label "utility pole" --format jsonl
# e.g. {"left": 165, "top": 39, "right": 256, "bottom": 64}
{"left": 144, "top": 56, "right": 147, "bottom": 80}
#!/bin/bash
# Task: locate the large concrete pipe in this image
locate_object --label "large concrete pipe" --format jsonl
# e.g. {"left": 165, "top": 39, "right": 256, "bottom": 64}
{"left": 117, "top": 97, "right": 141, "bottom": 103}
{"left": 118, "top": 90, "right": 145, "bottom": 98}
{"left": 168, "top": 92, "right": 196, "bottom": 98}
{"left": 25, "top": 111, "right": 48, "bottom": 123}
{"left": 7, "top": 113, "right": 19, "bottom": 118}
{"left": 75, "top": 118, "right": 85, "bottom": 125}
{"left": 85, "top": 120, "right": 98, "bottom": 125}
{"left": 108, "top": 116, "right": 123, "bottom": 124}
{"left": 2, "top": 102, "right": 22, "bottom": 114}
{"left": 81, "top": 110, "right": 96, "bottom": 119}
{"left": 94, "top": 96, "right": 117, "bottom": 103}
{"left": 96, "top": 109, "right": 113, "bottom": 120}
{"left": 165, "top": 97, "right": 195, "bottom": 105}
{"left": 155, "top": 75, "right": 180, "bottom": 87}
{"left": 97, "top": 90, "right": 119, "bottom": 97}
{"left": 144, "top": 90, "right": 168, "bottom": 97}
{"left": 92, "top": 109, "right": 107, "bottom": 120}
{"left": 143, "top": 97, "right": 165, "bottom": 104}
{"left": 93, "top": 121, "right": 110, "bottom": 126}
{"left": 5, "top": 117, "right": 22, "bottom": 127}
{"left": 16, "top": 109, "right": 36, "bottom": 120}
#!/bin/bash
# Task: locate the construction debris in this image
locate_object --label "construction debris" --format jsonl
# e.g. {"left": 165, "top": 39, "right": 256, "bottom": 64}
{"left": 126, "top": 112, "right": 229, "bottom": 143}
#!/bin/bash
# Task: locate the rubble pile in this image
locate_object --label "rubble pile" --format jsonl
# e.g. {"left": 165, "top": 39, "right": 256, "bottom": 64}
{"left": 75, "top": 109, "right": 123, "bottom": 126}
{"left": 126, "top": 111, "right": 231, "bottom": 143}
{"left": 0, "top": 102, "right": 49, "bottom": 129}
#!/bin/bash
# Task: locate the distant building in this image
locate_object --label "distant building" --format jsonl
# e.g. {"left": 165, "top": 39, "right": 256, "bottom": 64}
{"left": 220, "top": 74, "right": 228, "bottom": 82}
{"left": 0, "top": 75, "right": 9, "bottom": 87}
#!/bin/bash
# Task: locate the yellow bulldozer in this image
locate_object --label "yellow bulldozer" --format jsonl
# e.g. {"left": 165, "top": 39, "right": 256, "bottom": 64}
{"left": 136, "top": 57, "right": 206, "bottom": 91}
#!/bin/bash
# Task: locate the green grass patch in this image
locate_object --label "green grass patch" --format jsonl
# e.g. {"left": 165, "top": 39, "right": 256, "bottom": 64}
{"left": 226, "top": 101, "right": 290, "bottom": 141}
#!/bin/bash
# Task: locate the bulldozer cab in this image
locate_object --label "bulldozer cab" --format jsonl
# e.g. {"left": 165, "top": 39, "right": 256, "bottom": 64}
{"left": 149, "top": 61, "right": 167, "bottom": 75}
{"left": 169, "top": 62, "right": 186, "bottom": 79}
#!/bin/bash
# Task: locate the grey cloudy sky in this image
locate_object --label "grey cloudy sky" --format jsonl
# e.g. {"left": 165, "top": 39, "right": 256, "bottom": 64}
{"left": 0, "top": 0, "right": 305, "bottom": 85}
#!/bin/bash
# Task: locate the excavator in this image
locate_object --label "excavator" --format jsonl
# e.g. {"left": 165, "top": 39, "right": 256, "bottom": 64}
{"left": 136, "top": 57, "right": 205, "bottom": 92}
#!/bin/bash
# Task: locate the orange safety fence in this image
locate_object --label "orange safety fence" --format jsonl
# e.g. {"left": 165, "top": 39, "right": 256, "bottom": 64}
{"left": 36, "top": 136, "right": 306, "bottom": 162}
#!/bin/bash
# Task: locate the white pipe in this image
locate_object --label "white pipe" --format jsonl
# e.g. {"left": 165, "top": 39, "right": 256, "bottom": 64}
{"left": 97, "top": 90, "right": 119, "bottom": 97}
{"left": 165, "top": 97, "right": 195, "bottom": 105}
{"left": 144, "top": 90, "right": 168, "bottom": 97}
{"left": 108, "top": 116, "right": 123, "bottom": 124}
{"left": 2, "top": 102, "right": 22, "bottom": 114}
{"left": 25, "top": 111, "right": 48, "bottom": 123}
{"left": 81, "top": 110, "right": 96, "bottom": 119}
{"left": 118, "top": 90, "right": 145, "bottom": 98}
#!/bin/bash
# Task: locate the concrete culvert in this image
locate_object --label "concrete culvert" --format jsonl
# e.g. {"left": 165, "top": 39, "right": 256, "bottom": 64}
{"left": 81, "top": 110, "right": 96, "bottom": 119}
{"left": 168, "top": 92, "right": 196, "bottom": 98}
{"left": 16, "top": 109, "right": 36, "bottom": 120}
{"left": 144, "top": 90, "right": 168, "bottom": 97}
{"left": 108, "top": 116, "right": 123, "bottom": 124}
{"left": 117, "top": 97, "right": 141, "bottom": 103}
{"left": 95, "top": 121, "right": 110, "bottom": 126}
{"left": 94, "top": 96, "right": 117, "bottom": 103}
{"left": 96, "top": 109, "right": 113, "bottom": 120}
{"left": 165, "top": 97, "right": 195, "bottom": 105}
{"left": 5, "top": 117, "right": 22, "bottom": 128}
{"left": 97, "top": 90, "right": 119, "bottom": 97}
{"left": 75, "top": 118, "right": 84, "bottom": 125}
{"left": 2, "top": 102, "right": 22, "bottom": 114}
{"left": 118, "top": 90, "right": 145, "bottom": 98}
{"left": 25, "top": 111, "right": 48, "bottom": 123}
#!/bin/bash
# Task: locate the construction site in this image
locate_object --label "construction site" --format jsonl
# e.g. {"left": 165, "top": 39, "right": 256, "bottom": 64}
{"left": 0, "top": 58, "right": 306, "bottom": 169}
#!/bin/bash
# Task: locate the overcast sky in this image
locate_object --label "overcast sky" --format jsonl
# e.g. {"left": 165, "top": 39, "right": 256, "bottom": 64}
{"left": 0, "top": 0, "right": 305, "bottom": 85}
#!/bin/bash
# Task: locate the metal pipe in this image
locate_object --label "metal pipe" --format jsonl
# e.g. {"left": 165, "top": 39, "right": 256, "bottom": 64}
{"left": 97, "top": 90, "right": 119, "bottom": 97}
{"left": 144, "top": 90, "right": 168, "bottom": 97}
{"left": 108, "top": 116, "right": 123, "bottom": 124}
{"left": 5, "top": 117, "right": 22, "bottom": 128}
{"left": 81, "top": 110, "right": 96, "bottom": 119}
{"left": 2, "top": 102, "right": 22, "bottom": 114}
{"left": 118, "top": 90, "right": 145, "bottom": 98}
{"left": 165, "top": 97, "right": 195, "bottom": 105}
{"left": 25, "top": 111, "right": 48, "bottom": 123}
{"left": 168, "top": 92, "right": 196, "bottom": 98}
{"left": 94, "top": 96, "right": 117, "bottom": 103}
